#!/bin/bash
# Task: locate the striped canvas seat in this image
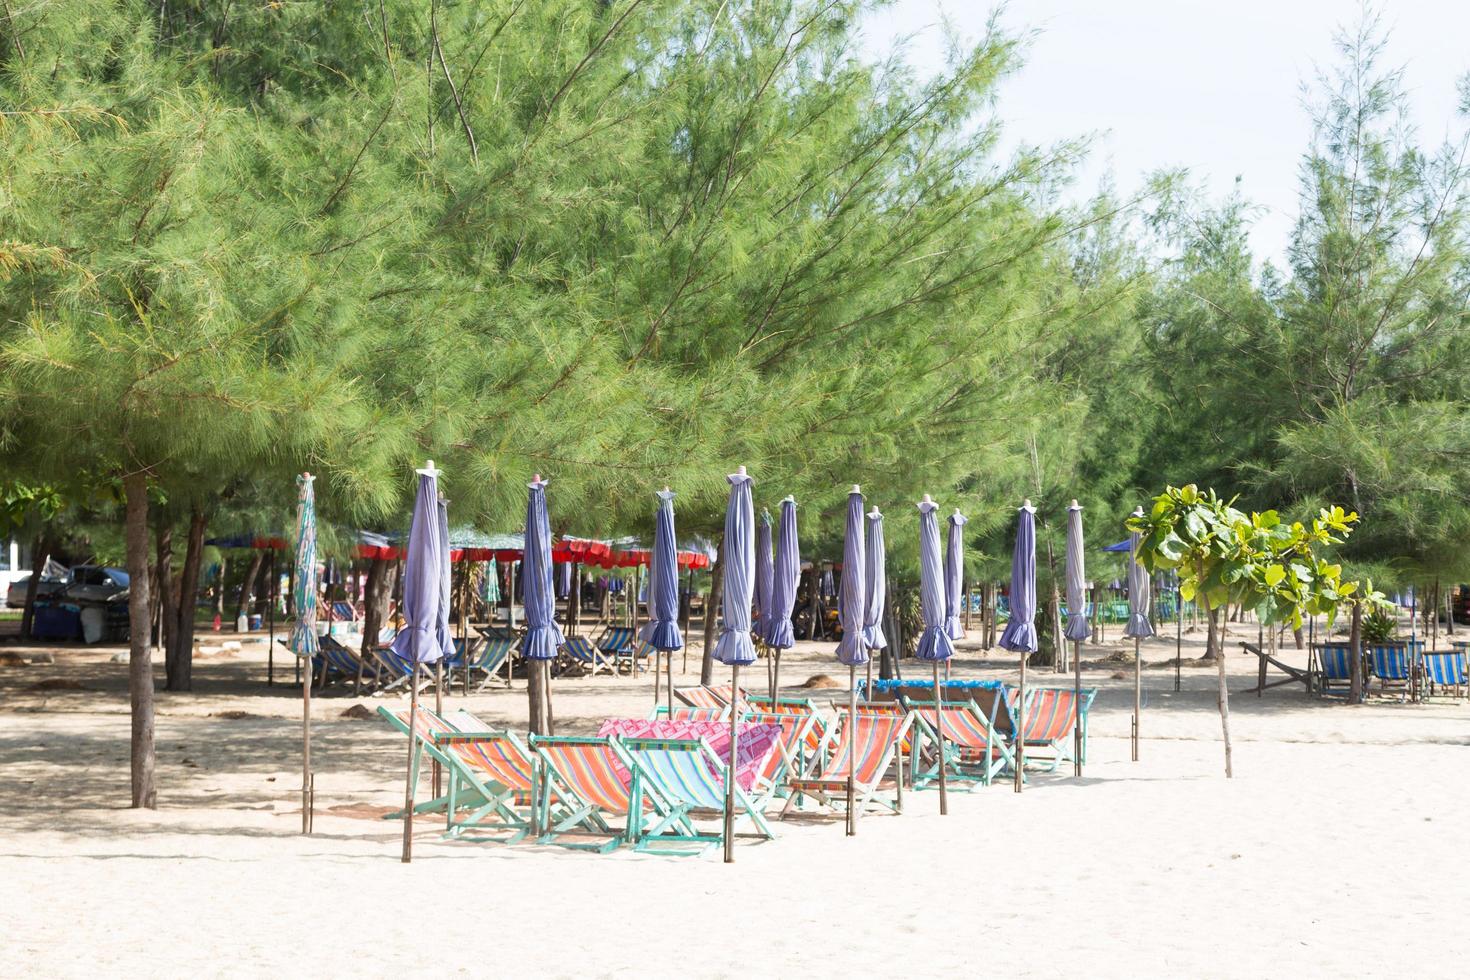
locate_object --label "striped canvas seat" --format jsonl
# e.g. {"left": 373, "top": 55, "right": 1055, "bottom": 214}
{"left": 597, "top": 626, "right": 636, "bottom": 655}
{"left": 377, "top": 706, "right": 537, "bottom": 842}
{"left": 674, "top": 684, "right": 748, "bottom": 710}
{"left": 367, "top": 643, "right": 433, "bottom": 694}
{"left": 782, "top": 712, "right": 912, "bottom": 822}
{"left": 846, "top": 701, "right": 918, "bottom": 753}
{"left": 317, "top": 634, "right": 368, "bottom": 681}
{"left": 906, "top": 699, "right": 1012, "bottom": 786}
{"left": 618, "top": 737, "right": 776, "bottom": 855}
{"left": 1011, "top": 687, "right": 1095, "bottom": 772}
{"left": 560, "top": 635, "right": 615, "bottom": 676}
{"left": 743, "top": 710, "right": 821, "bottom": 800}
{"left": 1422, "top": 651, "right": 1467, "bottom": 698}
{"left": 1315, "top": 644, "right": 1356, "bottom": 696}
{"left": 530, "top": 736, "right": 661, "bottom": 854}
{"left": 648, "top": 705, "right": 727, "bottom": 722}
{"left": 1369, "top": 645, "right": 1414, "bottom": 700}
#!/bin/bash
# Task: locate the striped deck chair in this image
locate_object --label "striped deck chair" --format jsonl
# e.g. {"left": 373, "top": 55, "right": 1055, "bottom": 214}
{"left": 559, "top": 635, "right": 615, "bottom": 676}
{"left": 743, "top": 710, "right": 821, "bottom": 806}
{"left": 742, "top": 696, "right": 829, "bottom": 756}
{"left": 1314, "top": 644, "right": 1357, "bottom": 697}
{"left": 465, "top": 635, "right": 519, "bottom": 691}
{"left": 648, "top": 705, "right": 728, "bottom": 722}
{"left": 1423, "top": 650, "right": 1467, "bottom": 699}
{"left": 596, "top": 625, "right": 637, "bottom": 667}
{"left": 674, "top": 684, "right": 746, "bottom": 709}
{"left": 905, "top": 699, "right": 1012, "bottom": 787}
{"left": 782, "top": 711, "right": 913, "bottom": 822}
{"left": 1369, "top": 645, "right": 1413, "bottom": 700}
{"left": 529, "top": 736, "right": 690, "bottom": 854}
{"left": 376, "top": 707, "right": 540, "bottom": 843}
{"left": 366, "top": 644, "right": 435, "bottom": 695}
{"left": 1013, "top": 687, "right": 1097, "bottom": 771}
{"left": 619, "top": 736, "right": 775, "bottom": 855}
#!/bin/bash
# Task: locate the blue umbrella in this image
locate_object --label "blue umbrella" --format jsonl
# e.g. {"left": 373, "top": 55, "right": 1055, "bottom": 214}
{"left": 835, "top": 487, "right": 866, "bottom": 836}
{"left": 1064, "top": 501, "right": 1090, "bottom": 777}
{"left": 998, "top": 501, "right": 1039, "bottom": 793}
{"left": 755, "top": 510, "right": 774, "bottom": 645}
{"left": 1125, "top": 507, "right": 1154, "bottom": 762}
{"left": 291, "top": 473, "right": 319, "bottom": 836}
{"left": 944, "top": 510, "right": 968, "bottom": 640}
{"left": 393, "top": 462, "right": 448, "bottom": 862}
{"left": 712, "top": 467, "right": 756, "bottom": 863}
{"left": 863, "top": 508, "right": 888, "bottom": 653}
{"left": 522, "top": 475, "right": 565, "bottom": 737}
{"left": 765, "top": 496, "right": 800, "bottom": 696}
{"left": 916, "top": 495, "right": 955, "bottom": 813}
{"left": 641, "top": 489, "right": 684, "bottom": 710}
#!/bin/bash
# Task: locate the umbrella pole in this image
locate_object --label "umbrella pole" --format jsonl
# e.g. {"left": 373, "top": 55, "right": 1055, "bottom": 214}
{"left": 268, "top": 552, "right": 276, "bottom": 686}
{"left": 865, "top": 658, "right": 873, "bottom": 701}
{"left": 666, "top": 648, "right": 673, "bottom": 714}
{"left": 433, "top": 661, "right": 443, "bottom": 798}
{"left": 773, "top": 650, "right": 781, "bottom": 700}
{"left": 544, "top": 660, "right": 555, "bottom": 736}
{"left": 724, "top": 663, "right": 739, "bottom": 863}
{"left": 401, "top": 662, "right": 419, "bottom": 863}
{"left": 1073, "top": 638, "right": 1083, "bottom": 777}
{"left": 1132, "top": 637, "right": 1141, "bottom": 762}
{"left": 846, "top": 665, "right": 857, "bottom": 836}
{"left": 302, "top": 649, "right": 312, "bottom": 834}
{"left": 1014, "top": 648, "right": 1026, "bottom": 793}
{"left": 1175, "top": 590, "right": 1182, "bottom": 692}
{"left": 933, "top": 660, "right": 947, "bottom": 815}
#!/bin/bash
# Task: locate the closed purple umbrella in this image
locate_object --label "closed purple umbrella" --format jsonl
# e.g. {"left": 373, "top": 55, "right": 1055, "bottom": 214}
{"left": 944, "top": 510, "right": 968, "bottom": 640}
{"left": 863, "top": 508, "right": 888, "bottom": 653}
{"left": 765, "top": 496, "right": 800, "bottom": 697}
{"left": 522, "top": 476, "right": 564, "bottom": 737}
{"left": 712, "top": 467, "right": 756, "bottom": 863}
{"left": 641, "top": 489, "right": 684, "bottom": 711}
{"left": 1064, "top": 501, "right": 1090, "bottom": 777}
{"left": 998, "top": 501, "right": 1039, "bottom": 793}
{"left": 915, "top": 495, "right": 955, "bottom": 813}
{"left": 393, "top": 461, "right": 448, "bottom": 862}
{"left": 755, "top": 508, "right": 774, "bottom": 651}
{"left": 1124, "top": 507, "right": 1154, "bottom": 761}
{"left": 834, "top": 487, "right": 866, "bottom": 836}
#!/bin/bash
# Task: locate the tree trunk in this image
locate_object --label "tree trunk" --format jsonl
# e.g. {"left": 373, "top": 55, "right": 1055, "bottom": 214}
{"left": 213, "top": 556, "right": 228, "bottom": 620}
{"left": 1204, "top": 597, "right": 1232, "bottom": 778}
{"left": 1445, "top": 584, "right": 1455, "bottom": 636}
{"left": 234, "top": 549, "right": 265, "bottom": 623}
{"left": 166, "top": 504, "right": 206, "bottom": 692}
{"left": 361, "top": 558, "right": 388, "bottom": 652}
{"left": 123, "top": 471, "right": 156, "bottom": 808}
{"left": 1293, "top": 625, "right": 1304, "bottom": 650}
{"left": 19, "top": 533, "right": 50, "bottom": 640}
{"left": 700, "top": 538, "right": 725, "bottom": 686}
{"left": 156, "top": 521, "right": 174, "bottom": 658}
{"left": 1205, "top": 604, "right": 1220, "bottom": 661}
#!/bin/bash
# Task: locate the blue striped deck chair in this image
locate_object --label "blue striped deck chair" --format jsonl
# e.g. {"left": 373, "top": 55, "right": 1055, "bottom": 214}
{"left": 377, "top": 707, "right": 540, "bottom": 843}
{"left": 316, "top": 634, "right": 373, "bottom": 687}
{"left": 1423, "top": 650, "right": 1467, "bottom": 699}
{"left": 617, "top": 640, "right": 657, "bottom": 675}
{"left": 560, "top": 635, "right": 615, "bottom": 676}
{"left": 367, "top": 643, "right": 434, "bottom": 695}
{"left": 529, "top": 735, "right": 690, "bottom": 854}
{"left": 596, "top": 625, "right": 636, "bottom": 657}
{"left": 1369, "top": 645, "right": 1413, "bottom": 701}
{"left": 1314, "top": 644, "right": 1357, "bottom": 697}
{"left": 467, "top": 635, "right": 519, "bottom": 691}
{"left": 619, "top": 736, "right": 776, "bottom": 855}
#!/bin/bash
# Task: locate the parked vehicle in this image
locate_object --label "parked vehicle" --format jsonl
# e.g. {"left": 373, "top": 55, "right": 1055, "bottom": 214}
{"left": 62, "top": 566, "right": 131, "bottom": 604}
{"left": 5, "top": 559, "right": 70, "bottom": 609}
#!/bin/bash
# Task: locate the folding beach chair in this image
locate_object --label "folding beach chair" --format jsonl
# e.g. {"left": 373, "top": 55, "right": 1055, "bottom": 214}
{"left": 367, "top": 643, "right": 436, "bottom": 695}
{"left": 782, "top": 711, "right": 913, "bottom": 822}
{"left": 529, "top": 735, "right": 691, "bottom": 854}
{"left": 616, "top": 639, "right": 656, "bottom": 676}
{"left": 648, "top": 705, "right": 728, "bottom": 722}
{"left": 559, "top": 635, "right": 615, "bottom": 676}
{"left": 906, "top": 698, "right": 1013, "bottom": 787}
{"left": 742, "top": 695, "right": 830, "bottom": 756}
{"left": 742, "top": 709, "right": 822, "bottom": 806}
{"left": 377, "top": 707, "right": 540, "bottom": 843}
{"left": 1422, "top": 650, "right": 1467, "bottom": 699}
{"left": 1314, "top": 644, "right": 1357, "bottom": 697}
{"left": 595, "top": 625, "right": 638, "bottom": 670}
{"left": 1012, "top": 687, "right": 1097, "bottom": 771}
{"left": 673, "top": 684, "right": 746, "bottom": 709}
{"left": 1369, "top": 645, "right": 1413, "bottom": 701}
{"left": 619, "top": 736, "right": 776, "bottom": 855}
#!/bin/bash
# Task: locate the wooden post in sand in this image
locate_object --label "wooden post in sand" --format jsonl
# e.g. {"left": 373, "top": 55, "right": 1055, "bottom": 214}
{"left": 846, "top": 664, "right": 858, "bottom": 835}
{"left": 1074, "top": 635, "right": 1084, "bottom": 777}
{"left": 933, "top": 659, "right": 948, "bottom": 815}
{"left": 724, "top": 662, "right": 740, "bottom": 863}
{"left": 401, "top": 662, "right": 419, "bottom": 862}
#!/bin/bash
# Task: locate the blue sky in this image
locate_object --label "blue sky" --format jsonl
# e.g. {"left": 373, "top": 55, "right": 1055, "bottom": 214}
{"left": 861, "top": 1, "right": 1470, "bottom": 262}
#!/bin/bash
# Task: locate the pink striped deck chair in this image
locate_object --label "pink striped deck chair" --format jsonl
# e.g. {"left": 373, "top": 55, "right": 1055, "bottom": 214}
{"left": 648, "top": 705, "right": 727, "bottom": 722}
{"left": 782, "top": 711, "right": 913, "bottom": 822}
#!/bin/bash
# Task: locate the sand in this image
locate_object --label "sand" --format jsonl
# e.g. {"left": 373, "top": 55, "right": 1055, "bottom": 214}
{"left": 2, "top": 622, "right": 1467, "bottom": 979}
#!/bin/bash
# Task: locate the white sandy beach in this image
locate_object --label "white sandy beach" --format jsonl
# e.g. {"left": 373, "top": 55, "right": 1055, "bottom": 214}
{"left": 3, "top": 625, "right": 1468, "bottom": 979}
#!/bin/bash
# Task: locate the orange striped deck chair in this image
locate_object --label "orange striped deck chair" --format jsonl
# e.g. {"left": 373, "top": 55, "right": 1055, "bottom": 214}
{"left": 743, "top": 709, "right": 821, "bottom": 805}
{"left": 742, "top": 696, "right": 829, "bottom": 753}
{"left": 376, "top": 706, "right": 539, "bottom": 842}
{"left": 905, "top": 699, "right": 1012, "bottom": 786}
{"left": 648, "top": 705, "right": 727, "bottom": 722}
{"left": 1013, "top": 687, "right": 1097, "bottom": 771}
{"left": 529, "top": 736, "right": 695, "bottom": 854}
{"left": 673, "top": 684, "right": 750, "bottom": 710}
{"left": 781, "top": 711, "right": 913, "bottom": 822}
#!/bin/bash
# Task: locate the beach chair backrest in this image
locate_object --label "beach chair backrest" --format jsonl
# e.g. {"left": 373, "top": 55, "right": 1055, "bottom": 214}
{"left": 600, "top": 626, "right": 635, "bottom": 653}
{"left": 674, "top": 685, "right": 727, "bottom": 709}
{"left": 441, "top": 709, "right": 534, "bottom": 791}
{"left": 1424, "top": 651, "right": 1466, "bottom": 685}
{"left": 907, "top": 699, "right": 994, "bottom": 750}
{"left": 827, "top": 713, "right": 909, "bottom": 782}
{"left": 621, "top": 738, "right": 727, "bottom": 810}
{"left": 1370, "top": 646, "right": 1410, "bottom": 681}
{"left": 532, "top": 737, "right": 632, "bottom": 811}
{"left": 476, "top": 637, "right": 517, "bottom": 670}
{"left": 563, "top": 636, "right": 600, "bottom": 663}
{"left": 745, "top": 710, "right": 818, "bottom": 783}
{"left": 1318, "top": 644, "right": 1354, "bottom": 680}
{"left": 970, "top": 687, "right": 1013, "bottom": 736}
{"left": 1022, "top": 688, "right": 1077, "bottom": 743}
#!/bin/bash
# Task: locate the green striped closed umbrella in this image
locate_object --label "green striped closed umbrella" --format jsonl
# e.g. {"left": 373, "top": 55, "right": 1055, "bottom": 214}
{"left": 290, "top": 474, "right": 320, "bottom": 835}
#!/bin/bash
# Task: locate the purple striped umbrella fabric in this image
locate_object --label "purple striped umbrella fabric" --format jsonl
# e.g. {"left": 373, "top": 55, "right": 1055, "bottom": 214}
{"left": 641, "top": 489, "right": 684, "bottom": 651}
{"left": 944, "top": 510, "right": 968, "bottom": 639}
{"left": 1064, "top": 502, "right": 1092, "bottom": 641}
{"left": 390, "top": 470, "right": 448, "bottom": 666}
{"left": 712, "top": 470, "right": 757, "bottom": 666}
{"left": 755, "top": 510, "right": 774, "bottom": 645}
{"left": 835, "top": 489, "right": 868, "bottom": 667}
{"left": 997, "top": 503, "right": 1039, "bottom": 654}
{"left": 915, "top": 498, "right": 956, "bottom": 661}
{"left": 1124, "top": 509, "right": 1155, "bottom": 639}
{"left": 863, "top": 508, "right": 888, "bottom": 650}
{"left": 765, "top": 497, "right": 800, "bottom": 650}
{"left": 521, "top": 477, "right": 566, "bottom": 660}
